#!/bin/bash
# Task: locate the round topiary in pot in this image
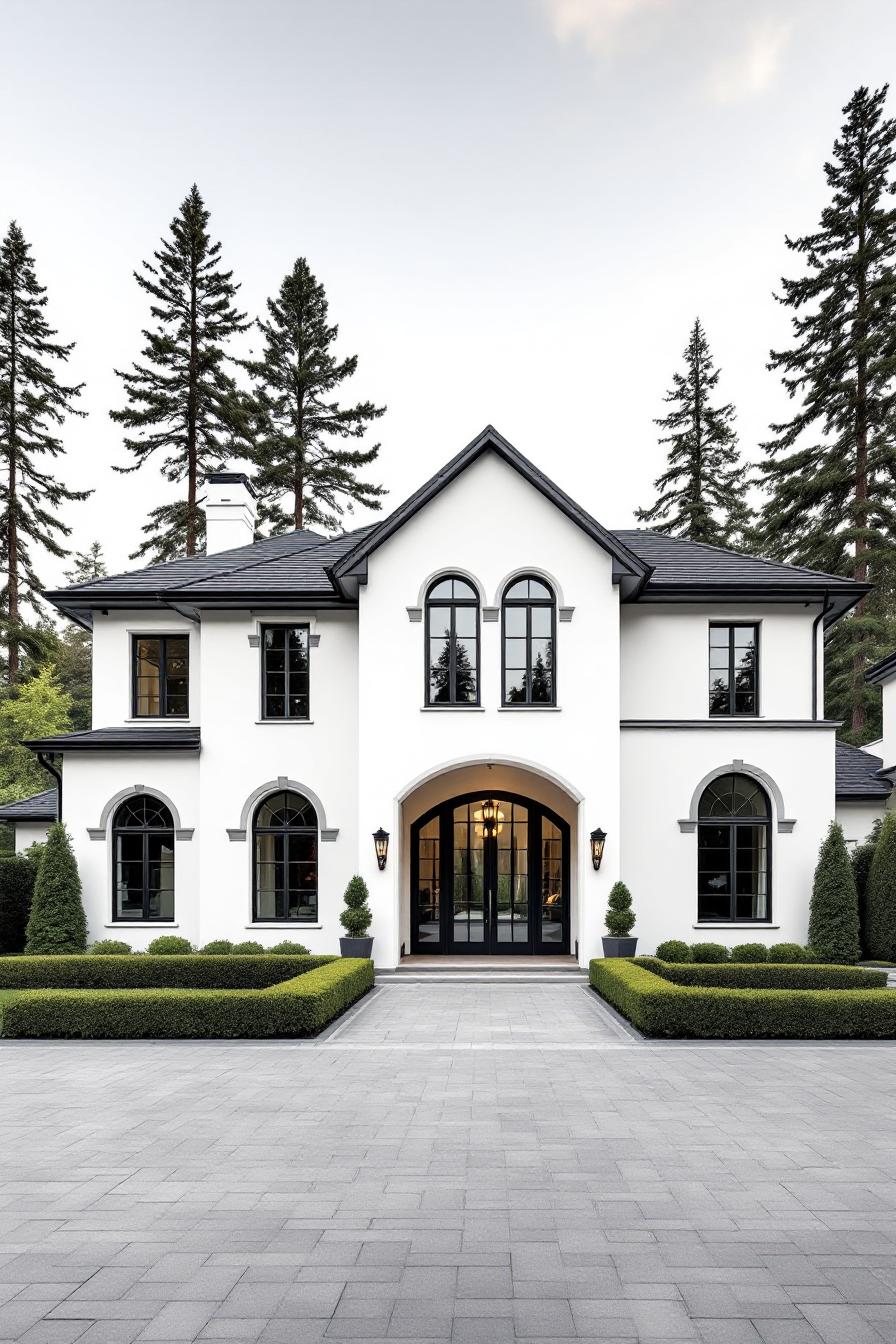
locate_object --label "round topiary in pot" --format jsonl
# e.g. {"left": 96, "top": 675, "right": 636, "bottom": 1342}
{"left": 689, "top": 942, "right": 729, "bottom": 964}
{"left": 655, "top": 939, "right": 690, "bottom": 963}
{"left": 730, "top": 942, "right": 768, "bottom": 963}
{"left": 602, "top": 881, "right": 637, "bottom": 958}
{"left": 231, "top": 940, "right": 265, "bottom": 955}
{"left": 89, "top": 939, "right": 132, "bottom": 955}
{"left": 340, "top": 875, "right": 374, "bottom": 958}
{"left": 269, "top": 940, "right": 310, "bottom": 955}
{"left": 147, "top": 935, "right": 194, "bottom": 955}
{"left": 199, "top": 940, "right": 233, "bottom": 955}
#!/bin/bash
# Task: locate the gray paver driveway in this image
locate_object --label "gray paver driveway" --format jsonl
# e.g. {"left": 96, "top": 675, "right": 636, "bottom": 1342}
{"left": 1, "top": 981, "right": 896, "bottom": 1343}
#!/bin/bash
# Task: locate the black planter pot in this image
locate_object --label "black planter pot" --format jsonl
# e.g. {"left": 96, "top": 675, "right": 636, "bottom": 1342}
{"left": 340, "top": 936, "right": 374, "bottom": 958}
{"left": 602, "top": 936, "right": 638, "bottom": 958}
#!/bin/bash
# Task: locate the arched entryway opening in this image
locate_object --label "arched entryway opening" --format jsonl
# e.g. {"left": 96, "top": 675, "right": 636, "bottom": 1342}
{"left": 400, "top": 760, "right": 580, "bottom": 957}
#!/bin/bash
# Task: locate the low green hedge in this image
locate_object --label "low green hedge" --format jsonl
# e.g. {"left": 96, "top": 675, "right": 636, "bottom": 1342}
{"left": 637, "top": 957, "right": 886, "bottom": 990}
{"left": 590, "top": 958, "right": 896, "bottom": 1039}
{"left": 0, "top": 954, "right": 335, "bottom": 990}
{"left": 1, "top": 958, "right": 374, "bottom": 1039}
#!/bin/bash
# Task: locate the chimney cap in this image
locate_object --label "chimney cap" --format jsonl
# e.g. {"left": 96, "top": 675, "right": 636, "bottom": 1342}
{"left": 205, "top": 472, "right": 257, "bottom": 498}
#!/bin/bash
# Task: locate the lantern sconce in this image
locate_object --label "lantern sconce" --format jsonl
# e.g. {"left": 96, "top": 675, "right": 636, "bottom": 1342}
{"left": 590, "top": 827, "right": 607, "bottom": 871}
{"left": 373, "top": 828, "right": 390, "bottom": 871}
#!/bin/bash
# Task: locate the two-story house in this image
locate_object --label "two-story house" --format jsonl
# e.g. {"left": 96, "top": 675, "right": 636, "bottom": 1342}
{"left": 14, "top": 426, "right": 875, "bottom": 966}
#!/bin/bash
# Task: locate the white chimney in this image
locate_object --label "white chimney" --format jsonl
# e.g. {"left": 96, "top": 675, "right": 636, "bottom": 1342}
{"left": 204, "top": 473, "right": 257, "bottom": 554}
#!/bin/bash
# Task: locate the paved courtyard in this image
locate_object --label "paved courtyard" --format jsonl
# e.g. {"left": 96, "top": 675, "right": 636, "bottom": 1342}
{"left": 2, "top": 980, "right": 896, "bottom": 1343}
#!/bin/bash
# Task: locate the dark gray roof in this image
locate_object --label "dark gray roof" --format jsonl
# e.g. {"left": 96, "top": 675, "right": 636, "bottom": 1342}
{"left": 835, "top": 742, "right": 891, "bottom": 800}
{"left": 867, "top": 650, "right": 896, "bottom": 686}
{"left": 23, "top": 727, "right": 201, "bottom": 753}
{"left": 0, "top": 788, "right": 57, "bottom": 821}
{"left": 42, "top": 429, "right": 868, "bottom": 622}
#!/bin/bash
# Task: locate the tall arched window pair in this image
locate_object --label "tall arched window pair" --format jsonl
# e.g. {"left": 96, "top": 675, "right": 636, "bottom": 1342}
{"left": 111, "top": 790, "right": 320, "bottom": 924}
{"left": 425, "top": 575, "right": 556, "bottom": 707}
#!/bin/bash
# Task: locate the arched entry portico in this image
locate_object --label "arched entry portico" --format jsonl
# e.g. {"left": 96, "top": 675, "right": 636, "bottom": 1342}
{"left": 399, "top": 759, "right": 581, "bottom": 958}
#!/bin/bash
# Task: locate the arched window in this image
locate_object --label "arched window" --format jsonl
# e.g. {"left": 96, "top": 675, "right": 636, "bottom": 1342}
{"left": 425, "top": 576, "right": 479, "bottom": 705}
{"left": 112, "top": 795, "right": 175, "bottom": 921}
{"left": 697, "top": 774, "right": 771, "bottom": 922}
{"left": 253, "top": 790, "right": 318, "bottom": 922}
{"left": 502, "top": 576, "right": 555, "bottom": 705}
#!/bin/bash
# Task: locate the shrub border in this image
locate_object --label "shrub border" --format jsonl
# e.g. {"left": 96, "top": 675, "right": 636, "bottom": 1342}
{"left": 590, "top": 958, "right": 896, "bottom": 1039}
{"left": 0, "top": 954, "right": 334, "bottom": 991}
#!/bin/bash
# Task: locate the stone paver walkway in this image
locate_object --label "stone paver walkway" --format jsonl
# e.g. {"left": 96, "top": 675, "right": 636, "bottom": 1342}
{"left": 1, "top": 981, "right": 896, "bottom": 1342}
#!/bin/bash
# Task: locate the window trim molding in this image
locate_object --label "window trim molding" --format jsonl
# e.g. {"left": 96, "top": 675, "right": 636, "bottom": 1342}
{"left": 130, "top": 633, "right": 191, "bottom": 719}
{"left": 424, "top": 574, "right": 481, "bottom": 708}
{"left": 709, "top": 621, "right": 760, "bottom": 718}
{"left": 501, "top": 575, "right": 557, "bottom": 708}
{"left": 678, "top": 760, "right": 795, "bottom": 834}
{"left": 88, "top": 785, "right": 192, "bottom": 839}
{"left": 695, "top": 774, "right": 773, "bottom": 925}
{"left": 110, "top": 794, "right": 176, "bottom": 924}
{"left": 251, "top": 787, "right": 319, "bottom": 925}
{"left": 227, "top": 777, "right": 336, "bottom": 841}
{"left": 259, "top": 622, "right": 311, "bottom": 722}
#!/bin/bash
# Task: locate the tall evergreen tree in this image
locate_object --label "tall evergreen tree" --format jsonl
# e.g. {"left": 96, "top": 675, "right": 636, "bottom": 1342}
{"left": 635, "top": 318, "right": 749, "bottom": 548}
{"left": 243, "top": 258, "right": 385, "bottom": 532}
{"left": 757, "top": 86, "right": 896, "bottom": 740}
{"left": 0, "top": 222, "right": 87, "bottom": 683}
{"left": 111, "top": 185, "right": 250, "bottom": 562}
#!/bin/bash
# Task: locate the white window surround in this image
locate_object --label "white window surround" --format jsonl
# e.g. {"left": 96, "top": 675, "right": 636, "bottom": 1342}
{"left": 693, "top": 923, "right": 780, "bottom": 930}
{"left": 245, "top": 923, "right": 323, "bottom": 931}
{"left": 103, "top": 922, "right": 180, "bottom": 929}
{"left": 226, "top": 776, "right": 338, "bottom": 842}
{"left": 87, "top": 785, "right": 193, "bottom": 840}
{"left": 677, "top": 760, "right": 795, "bottom": 834}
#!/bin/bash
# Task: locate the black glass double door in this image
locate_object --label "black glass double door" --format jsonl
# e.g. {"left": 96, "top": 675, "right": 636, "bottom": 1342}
{"left": 411, "top": 792, "right": 570, "bottom": 955}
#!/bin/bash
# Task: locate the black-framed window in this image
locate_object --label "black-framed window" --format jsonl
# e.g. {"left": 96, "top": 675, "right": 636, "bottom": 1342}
{"left": 112, "top": 795, "right": 175, "bottom": 921}
{"left": 262, "top": 626, "right": 310, "bottom": 719}
{"left": 502, "top": 577, "right": 555, "bottom": 705}
{"left": 253, "top": 790, "right": 318, "bottom": 922}
{"left": 709, "top": 623, "right": 758, "bottom": 716}
{"left": 425, "top": 576, "right": 479, "bottom": 705}
{"left": 697, "top": 774, "right": 771, "bottom": 922}
{"left": 133, "top": 636, "right": 189, "bottom": 718}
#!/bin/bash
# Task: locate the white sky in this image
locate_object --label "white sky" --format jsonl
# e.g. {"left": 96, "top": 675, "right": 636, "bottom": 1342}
{"left": 2, "top": 0, "right": 895, "bottom": 588}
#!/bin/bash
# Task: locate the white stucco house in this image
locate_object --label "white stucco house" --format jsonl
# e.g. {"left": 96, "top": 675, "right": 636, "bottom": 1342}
{"left": 4, "top": 426, "right": 890, "bottom": 965}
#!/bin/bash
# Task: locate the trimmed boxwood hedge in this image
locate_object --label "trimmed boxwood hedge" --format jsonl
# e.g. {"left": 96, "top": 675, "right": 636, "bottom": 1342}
{"left": 0, "top": 954, "right": 335, "bottom": 990}
{"left": 637, "top": 957, "right": 885, "bottom": 990}
{"left": 1, "top": 958, "right": 373, "bottom": 1039}
{"left": 590, "top": 958, "right": 896, "bottom": 1039}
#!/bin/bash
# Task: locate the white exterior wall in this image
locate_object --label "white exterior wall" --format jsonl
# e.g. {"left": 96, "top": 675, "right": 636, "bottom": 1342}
{"left": 837, "top": 799, "right": 886, "bottom": 848}
{"left": 14, "top": 821, "right": 51, "bottom": 854}
{"left": 92, "top": 611, "right": 200, "bottom": 726}
{"left": 356, "top": 452, "right": 621, "bottom": 967}
{"left": 881, "top": 679, "right": 896, "bottom": 768}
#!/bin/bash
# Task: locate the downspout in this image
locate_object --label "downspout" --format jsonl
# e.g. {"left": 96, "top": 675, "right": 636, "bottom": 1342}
{"left": 812, "top": 591, "right": 833, "bottom": 720}
{"left": 37, "top": 752, "right": 62, "bottom": 821}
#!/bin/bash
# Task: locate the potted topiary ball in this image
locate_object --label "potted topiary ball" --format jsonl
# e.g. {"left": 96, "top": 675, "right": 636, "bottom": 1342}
{"left": 602, "top": 880, "right": 637, "bottom": 957}
{"left": 340, "top": 875, "right": 374, "bottom": 958}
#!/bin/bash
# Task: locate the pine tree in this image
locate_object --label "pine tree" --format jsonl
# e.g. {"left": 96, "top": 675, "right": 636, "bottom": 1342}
{"left": 111, "top": 185, "right": 250, "bottom": 562}
{"left": 0, "top": 222, "right": 88, "bottom": 683}
{"left": 757, "top": 86, "right": 896, "bottom": 740}
{"left": 636, "top": 318, "right": 750, "bottom": 548}
{"left": 24, "top": 821, "right": 87, "bottom": 954}
{"left": 866, "top": 810, "right": 896, "bottom": 960}
{"left": 807, "top": 821, "right": 861, "bottom": 963}
{"left": 243, "top": 258, "right": 385, "bottom": 532}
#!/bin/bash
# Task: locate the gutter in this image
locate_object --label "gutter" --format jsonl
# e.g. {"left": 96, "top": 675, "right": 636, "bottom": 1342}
{"left": 36, "top": 753, "right": 62, "bottom": 821}
{"left": 812, "top": 590, "right": 833, "bottom": 720}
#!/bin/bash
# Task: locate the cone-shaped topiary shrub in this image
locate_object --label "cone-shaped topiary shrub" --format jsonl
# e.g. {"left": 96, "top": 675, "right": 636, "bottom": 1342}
{"left": 340, "top": 875, "right": 372, "bottom": 938}
{"left": 24, "top": 823, "right": 87, "bottom": 954}
{"left": 808, "top": 821, "right": 861, "bottom": 964}
{"left": 852, "top": 818, "right": 881, "bottom": 954}
{"left": 199, "top": 940, "right": 234, "bottom": 955}
{"left": 767, "top": 942, "right": 808, "bottom": 963}
{"left": 269, "top": 940, "right": 310, "bottom": 955}
{"left": 605, "top": 881, "right": 635, "bottom": 936}
{"left": 232, "top": 940, "right": 265, "bottom": 955}
{"left": 89, "top": 939, "right": 132, "bottom": 955}
{"left": 866, "top": 811, "right": 896, "bottom": 963}
{"left": 690, "top": 942, "right": 728, "bottom": 963}
{"left": 730, "top": 943, "right": 768, "bottom": 963}
{"left": 655, "top": 939, "right": 690, "bottom": 962}
{"left": 0, "top": 854, "right": 37, "bottom": 954}
{"left": 147, "top": 935, "right": 193, "bottom": 955}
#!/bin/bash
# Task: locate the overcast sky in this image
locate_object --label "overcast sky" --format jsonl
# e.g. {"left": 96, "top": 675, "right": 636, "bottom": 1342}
{"left": 3, "top": 0, "right": 896, "bottom": 587}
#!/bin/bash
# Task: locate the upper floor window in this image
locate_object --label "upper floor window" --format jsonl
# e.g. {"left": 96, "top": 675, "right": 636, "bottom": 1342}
{"left": 709, "top": 624, "right": 758, "bottom": 716}
{"left": 502, "top": 577, "right": 555, "bottom": 706}
{"left": 426, "top": 577, "right": 479, "bottom": 705}
{"left": 697, "top": 773, "right": 770, "bottom": 922}
{"left": 112, "top": 795, "right": 174, "bottom": 921}
{"left": 253, "top": 790, "right": 318, "bottom": 922}
{"left": 262, "top": 626, "right": 310, "bottom": 719}
{"left": 133, "top": 636, "right": 189, "bottom": 718}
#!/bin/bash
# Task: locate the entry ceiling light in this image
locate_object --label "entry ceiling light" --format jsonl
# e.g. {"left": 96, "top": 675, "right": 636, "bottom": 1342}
{"left": 474, "top": 797, "right": 504, "bottom": 839}
{"left": 373, "top": 828, "right": 389, "bottom": 870}
{"left": 590, "top": 827, "right": 607, "bottom": 871}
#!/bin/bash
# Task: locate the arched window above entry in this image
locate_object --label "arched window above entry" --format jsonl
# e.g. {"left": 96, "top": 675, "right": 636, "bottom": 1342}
{"left": 502, "top": 576, "right": 556, "bottom": 706}
{"left": 425, "top": 575, "right": 480, "bottom": 706}
{"left": 112, "top": 795, "right": 175, "bottom": 922}
{"left": 253, "top": 790, "right": 318, "bottom": 923}
{"left": 697, "top": 773, "right": 771, "bottom": 923}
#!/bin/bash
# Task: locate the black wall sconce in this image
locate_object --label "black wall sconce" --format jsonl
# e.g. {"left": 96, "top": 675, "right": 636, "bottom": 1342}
{"left": 373, "top": 827, "right": 390, "bottom": 871}
{"left": 590, "top": 827, "right": 607, "bottom": 871}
